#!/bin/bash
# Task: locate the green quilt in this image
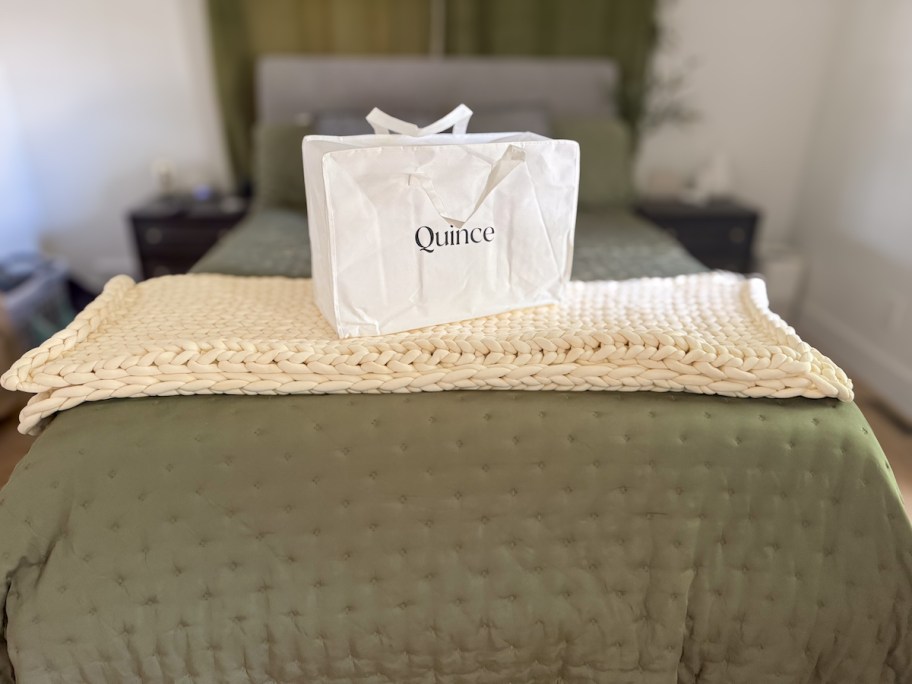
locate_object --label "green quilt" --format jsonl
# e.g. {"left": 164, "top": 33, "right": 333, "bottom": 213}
{"left": 0, "top": 210, "right": 909, "bottom": 683}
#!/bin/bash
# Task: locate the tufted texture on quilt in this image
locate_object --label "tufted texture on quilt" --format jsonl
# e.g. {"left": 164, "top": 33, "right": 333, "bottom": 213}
{"left": 0, "top": 391, "right": 910, "bottom": 683}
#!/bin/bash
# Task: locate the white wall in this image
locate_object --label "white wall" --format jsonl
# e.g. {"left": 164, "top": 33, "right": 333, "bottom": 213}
{"left": 0, "top": 0, "right": 229, "bottom": 289}
{"left": 636, "top": 0, "right": 841, "bottom": 247}
{"left": 0, "top": 64, "right": 38, "bottom": 259}
{"left": 794, "top": 0, "right": 912, "bottom": 420}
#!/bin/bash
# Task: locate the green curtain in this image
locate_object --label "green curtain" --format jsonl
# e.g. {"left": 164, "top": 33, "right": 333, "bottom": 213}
{"left": 445, "top": 0, "right": 656, "bottom": 129}
{"left": 207, "top": 0, "right": 657, "bottom": 188}
{"left": 208, "top": 0, "right": 430, "bottom": 187}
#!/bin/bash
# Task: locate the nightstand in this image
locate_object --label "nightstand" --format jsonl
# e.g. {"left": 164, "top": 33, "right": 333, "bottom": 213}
{"left": 130, "top": 195, "right": 249, "bottom": 279}
{"left": 633, "top": 198, "right": 760, "bottom": 273}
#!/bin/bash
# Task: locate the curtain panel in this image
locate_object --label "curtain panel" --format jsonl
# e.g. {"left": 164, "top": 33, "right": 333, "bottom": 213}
{"left": 207, "top": 0, "right": 657, "bottom": 187}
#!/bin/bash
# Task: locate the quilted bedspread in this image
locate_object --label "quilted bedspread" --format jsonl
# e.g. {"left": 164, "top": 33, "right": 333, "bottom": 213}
{"left": 0, "top": 210, "right": 909, "bottom": 683}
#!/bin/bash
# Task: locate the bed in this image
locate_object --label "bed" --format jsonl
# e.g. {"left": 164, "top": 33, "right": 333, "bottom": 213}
{"left": 0, "top": 58, "right": 909, "bottom": 683}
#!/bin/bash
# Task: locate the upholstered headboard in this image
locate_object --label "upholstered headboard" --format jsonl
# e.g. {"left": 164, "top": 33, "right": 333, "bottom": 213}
{"left": 256, "top": 56, "right": 619, "bottom": 123}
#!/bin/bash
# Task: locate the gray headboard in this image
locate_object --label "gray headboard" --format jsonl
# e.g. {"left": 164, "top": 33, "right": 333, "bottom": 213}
{"left": 257, "top": 56, "right": 618, "bottom": 123}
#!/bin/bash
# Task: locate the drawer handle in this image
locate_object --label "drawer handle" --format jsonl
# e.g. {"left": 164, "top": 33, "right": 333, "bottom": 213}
{"left": 729, "top": 227, "right": 748, "bottom": 244}
{"left": 144, "top": 227, "right": 163, "bottom": 245}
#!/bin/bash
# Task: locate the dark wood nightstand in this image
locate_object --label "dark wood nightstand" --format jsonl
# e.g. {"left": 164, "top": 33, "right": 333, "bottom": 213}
{"left": 633, "top": 197, "right": 760, "bottom": 273}
{"left": 130, "top": 195, "right": 249, "bottom": 279}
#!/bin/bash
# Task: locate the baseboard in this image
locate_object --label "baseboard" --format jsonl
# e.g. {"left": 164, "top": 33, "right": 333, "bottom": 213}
{"left": 799, "top": 303, "right": 912, "bottom": 422}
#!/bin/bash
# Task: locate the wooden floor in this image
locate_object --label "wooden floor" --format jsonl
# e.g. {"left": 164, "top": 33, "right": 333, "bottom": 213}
{"left": 853, "top": 382, "right": 912, "bottom": 513}
{"left": 0, "top": 394, "right": 33, "bottom": 485}
{"left": 1, "top": 387, "right": 910, "bottom": 518}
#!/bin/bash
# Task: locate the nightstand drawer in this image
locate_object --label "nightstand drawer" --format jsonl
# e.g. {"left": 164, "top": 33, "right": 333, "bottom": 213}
{"left": 633, "top": 199, "right": 761, "bottom": 275}
{"left": 658, "top": 219, "right": 755, "bottom": 250}
{"left": 133, "top": 221, "right": 233, "bottom": 258}
{"left": 129, "top": 195, "right": 249, "bottom": 280}
{"left": 139, "top": 257, "right": 200, "bottom": 279}
{"left": 695, "top": 252, "right": 753, "bottom": 273}
{"left": 140, "top": 257, "right": 197, "bottom": 278}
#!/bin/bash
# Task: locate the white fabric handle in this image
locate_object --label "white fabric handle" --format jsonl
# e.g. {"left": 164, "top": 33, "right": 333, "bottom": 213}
{"left": 366, "top": 104, "right": 473, "bottom": 136}
{"left": 409, "top": 145, "right": 526, "bottom": 226}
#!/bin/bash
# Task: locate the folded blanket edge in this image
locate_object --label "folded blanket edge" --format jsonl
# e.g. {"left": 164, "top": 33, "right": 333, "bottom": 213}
{"left": 1, "top": 275, "right": 136, "bottom": 393}
{"left": 4, "top": 272, "right": 854, "bottom": 435}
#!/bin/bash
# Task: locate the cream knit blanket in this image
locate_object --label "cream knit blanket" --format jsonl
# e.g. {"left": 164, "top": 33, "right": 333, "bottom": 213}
{"left": 2, "top": 273, "right": 852, "bottom": 434}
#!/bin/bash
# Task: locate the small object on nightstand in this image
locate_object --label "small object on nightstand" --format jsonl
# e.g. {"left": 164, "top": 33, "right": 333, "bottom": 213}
{"left": 641, "top": 168, "right": 686, "bottom": 199}
{"left": 129, "top": 195, "right": 248, "bottom": 279}
{"left": 683, "top": 152, "right": 733, "bottom": 204}
{"left": 633, "top": 197, "right": 760, "bottom": 273}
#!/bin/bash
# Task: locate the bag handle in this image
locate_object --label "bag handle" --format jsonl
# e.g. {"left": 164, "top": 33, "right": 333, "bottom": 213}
{"left": 409, "top": 144, "right": 526, "bottom": 226}
{"left": 366, "top": 104, "right": 473, "bottom": 136}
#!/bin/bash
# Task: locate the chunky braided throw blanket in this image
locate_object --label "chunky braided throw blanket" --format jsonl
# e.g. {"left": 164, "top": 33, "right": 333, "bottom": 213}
{"left": 2, "top": 273, "right": 852, "bottom": 434}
